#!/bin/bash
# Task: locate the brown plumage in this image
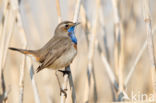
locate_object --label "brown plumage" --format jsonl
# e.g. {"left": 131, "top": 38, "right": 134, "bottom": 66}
{"left": 9, "top": 21, "right": 79, "bottom": 73}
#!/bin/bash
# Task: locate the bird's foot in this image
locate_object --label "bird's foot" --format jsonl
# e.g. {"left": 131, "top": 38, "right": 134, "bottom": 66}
{"left": 58, "top": 70, "right": 71, "bottom": 76}
{"left": 60, "top": 88, "right": 67, "bottom": 98}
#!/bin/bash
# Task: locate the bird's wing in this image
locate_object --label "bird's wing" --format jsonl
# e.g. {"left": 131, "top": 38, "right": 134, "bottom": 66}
{"left": 36, "top": 37, "right": 72, "bottom": 73}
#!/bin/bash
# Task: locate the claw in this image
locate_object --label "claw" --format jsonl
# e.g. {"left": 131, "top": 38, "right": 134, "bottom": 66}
{"left": 60, "top": 88, "right": 67, "bottom": 98}
{"left": 58, "top": 70, "right": 71, "bottom": 76}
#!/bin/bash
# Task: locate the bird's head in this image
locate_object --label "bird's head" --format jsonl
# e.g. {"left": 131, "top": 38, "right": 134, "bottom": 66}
{"left": 55, "top": 21, "right": 80, "bottom": 44}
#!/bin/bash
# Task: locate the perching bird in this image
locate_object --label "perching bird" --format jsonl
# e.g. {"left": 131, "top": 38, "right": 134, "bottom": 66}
{"left": 9, "top": 21, "right": 80, "bottom": 73}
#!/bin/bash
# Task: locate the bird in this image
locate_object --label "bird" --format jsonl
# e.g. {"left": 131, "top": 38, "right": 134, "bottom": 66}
{"left": 9, "top": 21, "right": 80, "bottom": 73}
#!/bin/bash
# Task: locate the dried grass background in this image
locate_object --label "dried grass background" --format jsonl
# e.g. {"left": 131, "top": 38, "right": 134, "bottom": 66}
{"left": 0, "top": 0, "right": 156, "bottom": 103}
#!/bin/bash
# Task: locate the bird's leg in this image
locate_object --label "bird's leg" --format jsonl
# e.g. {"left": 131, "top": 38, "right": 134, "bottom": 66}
{"left": 55, "top": 71, "right": 67, "bottom": 98}
{"left": 58, "top": 70, "right": 71, "bottom": 76}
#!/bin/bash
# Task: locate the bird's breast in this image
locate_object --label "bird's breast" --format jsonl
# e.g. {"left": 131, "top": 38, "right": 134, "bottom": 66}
{"left": 73, "top": 43, "right": 77, "bottom": 50}
{"left": 48, "top": 43, "right": 77, "bottom": 69}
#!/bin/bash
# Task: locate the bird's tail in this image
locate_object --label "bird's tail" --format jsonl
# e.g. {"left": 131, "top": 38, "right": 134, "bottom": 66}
{"left": 9, "top": 47, "right": 36, "bottom": 56}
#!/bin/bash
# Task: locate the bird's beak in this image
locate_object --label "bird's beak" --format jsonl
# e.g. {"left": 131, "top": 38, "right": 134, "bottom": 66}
{"left": 74, "top": 22, "right": 80, "bottom": 26}
{"left": 68, "top": 22, "right": 80, "bottom": 33}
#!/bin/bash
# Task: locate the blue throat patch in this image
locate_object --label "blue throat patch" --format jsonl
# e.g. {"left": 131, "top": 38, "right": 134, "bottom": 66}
{"left": 68, "top": 26, "right": 77, "bottom": 44}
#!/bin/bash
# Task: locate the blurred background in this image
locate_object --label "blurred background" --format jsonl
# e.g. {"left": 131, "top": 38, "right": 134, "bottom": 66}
{"left": 0, "top": 0, "right": 156, "bottom": 103}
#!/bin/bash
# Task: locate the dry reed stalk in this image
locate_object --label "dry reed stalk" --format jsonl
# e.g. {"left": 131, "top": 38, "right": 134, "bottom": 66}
{"left": 66, "top": 66, "right": 76, "bottom": 103}
{"left": 60, "top": 66, "right": 77, "bottom": 103}
{"left": 143, "top": 0, "right": 156, "bottom": 98}
{"left": 79, "top": 5, "right": 93, "bottom": 102}
{"left": 16, "top": 13, "right": 27, "bottom": 103}
{"left": 13, "top": 0, "right": 38, "bottom": 103}
{"left": 73, "top": 0, "right": 82, "bottom": 23}
{"left": 79, "top": 5, "right": 90, "bottom": 45}
{"left": 111, "top": 0, "right": 120, "bottom": 79}
{"left": 98, "top": 2, "right": 129, "bottom": 101}
{"left": 0, "top": 0, "right": 15, "bottom": 102}
{"left": 2, "top": 2, "right": 15, "bottom": 72}
{"left": 0, "top": 0, "right": 9, "bottom": 55}
{"left": 0, "top": 0, "right": 9, "bottom": 84}
{"left": 98, "top": 0, "right": 115, "bottom": 86}
{"left": 85, "top": 0, "right": 100, "bottom": 102}
{"left": 20, "top": 16, "right": 41, "bottom": 103}
{"left": 124, "top": 27, "right": 156, "bottom": 87}
{"left": 14, "top": 1, "right": 41, "bottom": 102}
{"left": 60, "top": 69, "right": 68, "bottom": 103}
{"left": 111, "top": 0, "right": 124, "bottom": 100}
{"left": 56, "top": 0, "right": 62, "bottom": 23}
{"left": 0, "top": 21, "right": 2, "bottom": 39}
{"left": 125, "top": 40, "right": 147, "bottom": 87}
{"left": 118, "top": 27, "right": 124, "bottom": 101}
{"left": 100, "top": 52, "right": 118, "bottom": 90}
{"left": 99, "top": 4, "right": 110, "bottom": 62}
{"left": 19, "top": 47, "right": 26, "bottom": 103}
{"left": 97, "top": 1, "right": 118, "bottom": 100}
{"left": 97, "top": 41, "right": 129, "bottom": 101}
{"left": 28, "top": 61, "right": 41, "bottom": 103}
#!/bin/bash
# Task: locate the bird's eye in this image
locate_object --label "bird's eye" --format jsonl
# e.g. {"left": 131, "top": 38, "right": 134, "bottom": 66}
{"left": 65, "top": 24, "right": 69, "bottom": 28}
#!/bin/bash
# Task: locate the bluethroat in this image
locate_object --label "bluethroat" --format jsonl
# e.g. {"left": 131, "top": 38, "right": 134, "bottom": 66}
{"left": 9, "top": 21, "right": 80, "bottom": 73}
